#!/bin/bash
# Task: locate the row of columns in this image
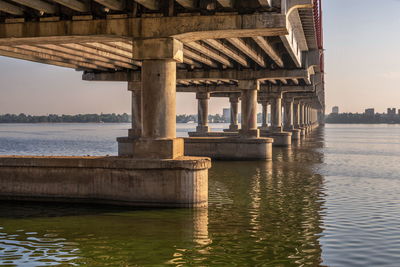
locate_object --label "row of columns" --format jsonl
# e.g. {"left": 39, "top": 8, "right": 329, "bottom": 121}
{"left": 193, "top": 91, "right": 320, "bottom": 135}
{"left": 123, "top": 37, "right": 321, "bottom": 159}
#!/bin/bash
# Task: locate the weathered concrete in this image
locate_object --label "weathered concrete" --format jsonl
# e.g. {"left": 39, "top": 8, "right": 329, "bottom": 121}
{"left": 299, "top": 127, "right": 306, "bottom": 137}
{"left": 128, "top": 81, "right": 142, "bottom": 138}
{"left": 0, "top": 156, "right": 211, "bottom": 208}
{"left": 188, "top": 132, "right": 238, "bottom": 138}
{"left": 261, "top": 131, "right": 292, "bottom": 147}
{"left": 184, "top": 137, "right": 273, "bottom": 160}
{"left": 196, "top": 92, "right": 210, "bottom": 134}
{"left": 239, "top": 80, "right": 260, "bottom": 138}
{"left": 270, "top": 93, "right": 283, "bottom": 132}
{"left": 224, "top": 95, "right": 239, "bottom": 132}
{"left": 290, "top": 129, "right": 301, "bottom": 140}
{"left": 118, "top": 38, "right": 186, "bottom": 160}
{"left": 261, "top": 101, "right": 269, "bottom": 130}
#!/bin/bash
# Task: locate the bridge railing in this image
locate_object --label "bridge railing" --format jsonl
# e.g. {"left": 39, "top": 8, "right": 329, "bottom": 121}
{"left": 313, "top": 0, "right": 324, "bottom": 75}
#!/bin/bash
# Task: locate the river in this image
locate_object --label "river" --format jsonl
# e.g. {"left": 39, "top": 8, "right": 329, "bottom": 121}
{"left": 0, "top": 123, "right": 400, "bottom": 266}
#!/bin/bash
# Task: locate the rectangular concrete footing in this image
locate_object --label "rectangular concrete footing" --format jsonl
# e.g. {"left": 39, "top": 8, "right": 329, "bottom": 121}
{"left": 184, "top": 137, "right": 273, "bottom": 160}
{"left": 260, "top": 131, "right": 292, "bottom": 147}
{"left": 0, "top": 156, "right": 211, "bottom": 208}
{"left": 290, "top": 129, "right": 301, "bottom": 140}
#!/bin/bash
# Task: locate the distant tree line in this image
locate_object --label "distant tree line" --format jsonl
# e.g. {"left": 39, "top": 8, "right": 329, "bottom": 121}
{"left": 176, "top": 114, "right": 230, "bottom": 123}
{"left": 0, "top": 113, "right": 130, "bottom": 123}
{"left": 326, "top": 113, "right": 400, "bottom": 124}
{"left": 1, "top": 113, "right": 262, "bottom": 124}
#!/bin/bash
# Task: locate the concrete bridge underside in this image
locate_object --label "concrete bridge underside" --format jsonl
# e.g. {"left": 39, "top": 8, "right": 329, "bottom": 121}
{"left": 0, "top": 0, "right": 325, "bottom": 208}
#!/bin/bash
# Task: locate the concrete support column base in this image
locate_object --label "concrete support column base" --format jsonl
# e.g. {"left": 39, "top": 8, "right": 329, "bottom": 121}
{"left": 270, "top": 126, "right": 283, "bottom": 132}
{"left": 224, "top": 125, "right": 239, "bottom": 132}
{"left": 299, "top": 127, "right": 306, "bottom": 137}
{"left": 196, "top": 125, "right": 209, "bottom": 133}
{"left": 290, "top": 129, "right": 301, "bottom": 141}
{"left": 239, "top": 129, "right": 260, "bottom": 138}
{"left": 260, "top": 130, "right": 292, "bottom": 147}
{"left": 0, "top": 156, "right": 211, "bottom": 208}
{"left": 128, "top": 129, "right": 141, "bottom": 138}
{"left": 184, "top": 137, "right": 273, "bottom": 160}
{"left": 117, "top": 137, "right": 184, "bottom": 159}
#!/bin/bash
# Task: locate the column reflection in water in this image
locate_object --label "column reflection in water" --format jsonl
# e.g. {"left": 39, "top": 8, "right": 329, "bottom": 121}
{"left": 0, "top": 129, "right": 326, "bottom": 266}
{"left": 208, "top": 135, "right": 325, "bottom": 265}
{"left": 0, "top": 203, "right": 211, "bottom": 266}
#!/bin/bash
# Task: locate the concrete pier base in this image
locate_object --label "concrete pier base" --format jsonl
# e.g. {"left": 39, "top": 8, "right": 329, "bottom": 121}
{"left": 188, "top": 132, "right": 238, "bottom": 138}
{"left": 299, "top": 127, "right": 306, "bottom": 138}
{"left": 0, "top": 156, "right": 210, "bottom": 208}
{"left": 260, "top": 131, "right": 292, "bottom": 147}
{"left": 117, "top": 137, "right": 184, "bottom": 159}
{"left": 290, "top": 129, "right": 301, "bottom": 141}
{"left": 184, "top": 137, "right": 273, "bottom": 160}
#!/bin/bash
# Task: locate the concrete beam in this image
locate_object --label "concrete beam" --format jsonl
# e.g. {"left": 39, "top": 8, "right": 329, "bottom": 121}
{"left": 134, "top": 0, "right": 159, "bottom": 10}
{"left": 10, "top": 0, "right": 56, "bottom": 14}
{"left": 176, "top": 0, "right": 196, "bottom": 8}
{"left": 52, "top": 0, "right": 88, "bottom": 12}
{"left": 178, "top": 84, "right": 314, "bottom": 93}
{"left": 62, "top": 43, "right": 137, "bottom": 67}
{"left": 178, "top": 68, "right": 308, "bottom": 81}
{"left": 82, "top": 68, "right": 310, "bottom": 82}
{"left": 217, "top": 0, "right": 234, "bottom": 8}
{"left": 94, "top": 0, "right": 124, "bottom": 10}
{"left": 0, "top": 13, "right": 286, "bottom": 45}
{"left": 285, "top": 0, "right": 313, "bottom": 16}
{"left": 183, "top": 48, "right": 218, "bottom": 68}
{"left": 186, "top": 41, "right": 233, "bottom": 68}
{"left": 203, "top": 39, "right": 249, "bottom": 67}
{"left": 210, "top": 92, "right": 241, "bottom": 98}
{"left": 38, "top": 44, "right": 133, "bottom": 69}
{"left": 258, "top": 0, "right": 272, "bottom": 8}
{"left": 252, "top": 36, "right": 284, "bottom": 67}
{"left": 227, "top": 38, "right": 266, "bottom": 67}
{"left": 0, "top": 45, "right": 103, "bottom": 70}
{"left": 0, "top": 0, "right": 24, "bottom": 15}
{"left": 16, "top": 44, "right": 118, "bottom": 69}
{"left": 0, "top": 48, "right": 77, "bottom": 69}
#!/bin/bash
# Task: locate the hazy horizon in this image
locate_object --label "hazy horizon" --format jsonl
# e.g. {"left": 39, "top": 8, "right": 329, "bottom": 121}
{"left": 1, "top": 0, "right": 400, "bottom": 115}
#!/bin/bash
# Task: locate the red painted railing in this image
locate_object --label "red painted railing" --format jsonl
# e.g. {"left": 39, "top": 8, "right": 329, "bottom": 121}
{"left": 313, "top": 0, "right": 324, "bottom": 74}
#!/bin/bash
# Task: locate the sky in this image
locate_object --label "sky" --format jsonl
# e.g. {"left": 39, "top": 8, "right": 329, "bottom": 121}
{"left": 0, "top": 0, "right": 399, "bottom": 115}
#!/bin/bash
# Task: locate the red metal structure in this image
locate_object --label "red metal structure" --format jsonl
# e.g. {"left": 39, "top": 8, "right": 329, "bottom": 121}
{"left": 313, "top": 0, "right": 324, "bottom": 74}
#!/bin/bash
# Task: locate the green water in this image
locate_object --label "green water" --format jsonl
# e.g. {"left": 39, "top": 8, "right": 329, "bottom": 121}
{"left": 1, "top": 124, "right": 400, "bottom": 266}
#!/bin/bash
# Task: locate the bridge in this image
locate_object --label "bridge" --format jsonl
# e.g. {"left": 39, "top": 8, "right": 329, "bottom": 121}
{"left": 0, "top": 0, "right": 325, "bottom": 207}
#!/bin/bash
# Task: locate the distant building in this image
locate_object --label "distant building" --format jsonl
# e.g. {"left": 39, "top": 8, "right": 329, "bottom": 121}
{"left": 387, "top": 108, "right": 396, "bottom": 116}
{"left": 332, "top": 106, "right": 339, "bottom": 114}
{"left": 365, "top": 108, "right": 375, "bottom": 116}
{"left": 223, "top": 108, "right": 230, "bottom": 122}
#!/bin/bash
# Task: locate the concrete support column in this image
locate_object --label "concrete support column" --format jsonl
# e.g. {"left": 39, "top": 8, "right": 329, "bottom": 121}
{"left": 128, "top": 81, "right": 142, "bottom": 138}
{"left": 239, "top": 80, "right": 260, "bottom": 138}
{"left": 318, "top": 109, "right": 325, "bottom": 125}
{"left": 228, "top": 95, "right": 239, "bottom": 131}
{"left": 283, "top": 98, "right": 294, "bottom": 131}
{"left": 196, "top": 92, "right": 210, "bottom": 133}
{"left": 261, "top": 102, "right": 269, "bottom": 128}
{"left": 128, "top": 37, "right": 184, "bottom": 159}
{"left": 300, "top": 103, "right": 305, "bottom": 127}
{"left": 141, "top": 59, "right": 177, "bottom": 139}
{"left": 270, "top": 93, "right": 283, "bottom": 132}
{"left": 293, "top": 101, "right": 300, "bottom": 128}
{"left": 310, "top": 108, "right": 314, "bottom": 124}
{"left": 304, "top": 104, "right": 310, "bottom": 126}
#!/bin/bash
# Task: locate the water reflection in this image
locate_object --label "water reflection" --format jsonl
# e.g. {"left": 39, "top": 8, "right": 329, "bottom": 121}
{"left": 0, "top": 204, "right": 212, "bottom": 266}
{"left": 207, "top": 148, "right": 326, "bottom": 266}
{"left": 0, "top": 127, "right": 327, "bottom": 266}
